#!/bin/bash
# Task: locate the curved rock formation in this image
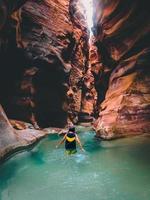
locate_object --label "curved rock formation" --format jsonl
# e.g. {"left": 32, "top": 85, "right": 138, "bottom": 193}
{"left": 0, "top": 0, "right": 94, "bottom": 128}
{"left": 0, "top": 0, "right": 75, "bottom": 128}
{"left": 0, "top": 105, "right": 17, "bottom": 150}
{"left": 0, "top": 0, "right": 150, "bottom": 141}
{"left": 93, "top": 0, "right": 150, "bottom": 138}
{"left": 0, "top": 104, "right": 52, "bottom": 162}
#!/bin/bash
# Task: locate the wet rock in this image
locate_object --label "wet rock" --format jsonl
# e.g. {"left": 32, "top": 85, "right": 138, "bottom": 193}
{"left": 16, "top": 129, "right": 46, "bottom": 143}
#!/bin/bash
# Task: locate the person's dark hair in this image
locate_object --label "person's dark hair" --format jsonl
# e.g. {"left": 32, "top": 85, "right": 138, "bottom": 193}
{"left": 69, "top": 126, "right": 75, "bottom": 132}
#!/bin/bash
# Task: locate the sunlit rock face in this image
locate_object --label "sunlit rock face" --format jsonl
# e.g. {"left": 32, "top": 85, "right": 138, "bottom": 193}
{"left": 93, "top": 0, "right": 150, "bottom": 139}
{"left": 0, "top": 105, "right": 17, "bottom": 151}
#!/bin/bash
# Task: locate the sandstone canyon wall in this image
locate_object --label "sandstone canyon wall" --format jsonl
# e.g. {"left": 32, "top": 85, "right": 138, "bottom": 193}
{"left": 0, "top": 0, "right": 150, "bottom": 140}
{"left": 93, "top": 0, "right": 150, "bottom": 138}
{"left": 1, "top": 0, "right": 73, "bottom": 128}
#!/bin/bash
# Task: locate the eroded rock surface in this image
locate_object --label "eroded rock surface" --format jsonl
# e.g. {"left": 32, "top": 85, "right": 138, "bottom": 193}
{"left": 93, "top": 0, "right": 150, "bottom": 138}
{"left": 0, "top": 0, "right": 75, "bottom": 128}
{"left": 0, "top": 105, "right": 17, "bottom": 149}
{"left": 0, "top": 104, "right": 48, "bottom": 161}
{"left": 0, "top": 0, "right": 150, "bottom": 141}
{"left": 0, "top": 0, "right": 96, "bottom": 128}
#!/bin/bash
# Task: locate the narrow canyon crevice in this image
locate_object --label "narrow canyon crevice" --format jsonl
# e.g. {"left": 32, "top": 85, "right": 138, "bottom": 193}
{"left": 0, "top": 0, "right": 150, "bottom": 143}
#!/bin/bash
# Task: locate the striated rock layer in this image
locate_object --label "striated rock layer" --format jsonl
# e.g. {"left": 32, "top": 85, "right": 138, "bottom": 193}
{"left": 68, "top": 0, "right": 97, "bottom": 124}
{"left": 0, "top": 0, "right": 150, "bottom": 140}
{"left": 0, "top": 0, "right": 95, "bottom": 128}
{"left": 0, "top": 0, "right": 74, "bottom": 128}
{"left": 93, "top": 0, "right": 150, "bottom": 139}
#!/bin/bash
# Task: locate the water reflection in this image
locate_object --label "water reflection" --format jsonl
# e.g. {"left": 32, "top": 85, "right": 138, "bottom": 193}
{"left": 29, "top": 149, "right": 45, "bottom": 165}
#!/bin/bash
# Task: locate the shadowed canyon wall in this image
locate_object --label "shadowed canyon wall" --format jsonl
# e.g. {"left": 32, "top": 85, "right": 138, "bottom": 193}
{"left": 1, "top": 0, "right": 74, "bottom": 128}
{"left": 0, "top": 0, "right": 150, "bottom": 139}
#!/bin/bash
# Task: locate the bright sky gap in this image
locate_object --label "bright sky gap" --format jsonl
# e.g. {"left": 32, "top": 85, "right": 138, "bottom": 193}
{"left": 80, "top": 0, "right": 94, "bottom": 37}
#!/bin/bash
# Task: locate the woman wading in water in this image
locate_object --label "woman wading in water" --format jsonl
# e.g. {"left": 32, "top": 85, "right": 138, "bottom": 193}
{"left": 56, "top": 127, "right": 85, "bottom": 154}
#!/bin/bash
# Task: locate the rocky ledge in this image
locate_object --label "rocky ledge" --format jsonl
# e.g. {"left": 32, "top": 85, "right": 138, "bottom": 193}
{"left": 0, "top": 105, "right": 66, "bottom": 163}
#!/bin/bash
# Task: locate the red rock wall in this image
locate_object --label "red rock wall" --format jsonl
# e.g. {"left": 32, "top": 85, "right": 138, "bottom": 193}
{"left": 0, "top": 0, "right": 150, "bottom": 137}
{"left": 68, "top": 0, "right": 97, "bottom": 125}
{"left": 93, "top": 0, "right": 150, "bottom": 138}
{"left": 0, "top": 0, "right": 93, "bottom": 128}
{"left": 18, "top": 0, "right": 74, "bottom": 127}
{"left": 0, "top": 0, "right": 74, "bottom": 127}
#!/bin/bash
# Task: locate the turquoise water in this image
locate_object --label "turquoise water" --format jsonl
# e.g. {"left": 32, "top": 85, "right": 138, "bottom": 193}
{"left": 0, "top": 131, "right": 150, "bottom": 200}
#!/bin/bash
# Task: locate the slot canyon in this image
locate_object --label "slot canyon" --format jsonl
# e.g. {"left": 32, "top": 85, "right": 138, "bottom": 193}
{"left": 0, "top": 0, "right": 150, "bottom": 159}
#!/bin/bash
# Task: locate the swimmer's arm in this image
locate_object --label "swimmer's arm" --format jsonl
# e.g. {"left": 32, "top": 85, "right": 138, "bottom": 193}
{"left": 75, "top": 134, "right": 85, "bottom": 152}
{"left": 56, "top": 134, "right": 66, "bottom": 148}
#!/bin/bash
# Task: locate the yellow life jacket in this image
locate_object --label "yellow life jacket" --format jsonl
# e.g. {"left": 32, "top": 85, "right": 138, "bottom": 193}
{"left": 66, "top": 136, "right": 76, "bottom": 142}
